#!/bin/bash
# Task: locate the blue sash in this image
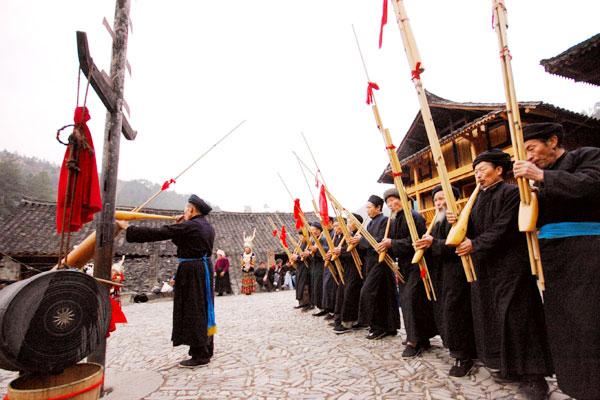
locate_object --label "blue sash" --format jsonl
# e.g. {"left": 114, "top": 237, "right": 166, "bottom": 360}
{"left": 538, "top": 222, "right": 600, "bottom": 239}
{"left": 178, "top": 257, "right": 217, "bottom": 336}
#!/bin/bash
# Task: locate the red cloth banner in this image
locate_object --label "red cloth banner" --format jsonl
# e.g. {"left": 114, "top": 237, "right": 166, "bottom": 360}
{"left": 107, "top": 297, "right": 128, "bottom": 337}
{"left": 280, "top": 225, "right": 288, "bottom": 248}
{"left": 379, "top": 0, "right": 388, "bottom": 48}
{"left": 293, "top": 199, "right": 303, "bottom": 229}
{"left": 56, "top": 107, "right": 102, "bottom": 233}
{"left": 366, "top": 82, "right": 380, "bottom": 105}
{"left": 319, "top": 185, "right": 330, "bottom": 228}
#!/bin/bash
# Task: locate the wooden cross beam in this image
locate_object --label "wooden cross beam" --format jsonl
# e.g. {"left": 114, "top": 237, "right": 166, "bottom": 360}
{"left": 76, "top": 31, "right": 137, "bottom": 140}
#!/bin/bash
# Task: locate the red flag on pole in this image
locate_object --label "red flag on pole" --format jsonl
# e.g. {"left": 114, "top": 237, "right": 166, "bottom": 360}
{"left": 293, "top": 199, "right": 303, "bottom": 229}
{"left": 56, "top": 107, "right": 102, "bottom": 233}
{"left": 319, "top": 185, "right": 330, "bottom": 228}
{"left": 366, "top": 82, "right": 379, "bottom": 105}
{"left": 379, "top": 0, "right": 388, "bottom": 49}
{"left": 280, "top": 225, "right": 288, "bottom": 248}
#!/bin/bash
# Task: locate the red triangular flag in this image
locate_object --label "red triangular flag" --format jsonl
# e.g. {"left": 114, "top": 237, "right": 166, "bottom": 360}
{"left": 379, "top": 0, "right": 388, "bottom": 49}
{"left": 293, "top": 199, "right": 303, "bottom": 229}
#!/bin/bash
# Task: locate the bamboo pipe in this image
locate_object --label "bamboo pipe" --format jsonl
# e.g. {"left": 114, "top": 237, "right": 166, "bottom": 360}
{"left": 267, "top": 217, "right": 294, "bottom": 260}
{"left": 446, "top": 184, "right": 481, "bottom": 246}
{"left": 411, "top": 211, "right": 438, "bottom": 264}
{"left": 114, "top": 210, "right": 177, "bottom": 221}
{"left": 378, "top": 212, "right": 394, "bottom": 263}
{"left": 389, "top": 0, "right": 476, "bottom": 283}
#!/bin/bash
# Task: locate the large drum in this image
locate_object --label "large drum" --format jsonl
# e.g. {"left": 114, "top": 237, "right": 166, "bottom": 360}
{"left": 0, "top": 270, "right": 111, "bottom": 373}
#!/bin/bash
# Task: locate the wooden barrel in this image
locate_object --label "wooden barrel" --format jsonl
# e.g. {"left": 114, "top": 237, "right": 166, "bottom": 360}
{"left": 6, "top": 362, "right": 103, "bottom": 400}
{"left": 0, "top": 270, "right": 110, "bottom": 373}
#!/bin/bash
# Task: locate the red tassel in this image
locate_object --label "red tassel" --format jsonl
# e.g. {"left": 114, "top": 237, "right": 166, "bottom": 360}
{"left": 161, "top": 178, "right": 176, "bottom": 191}
{"left": 366, "top": 82, "right": 380, "bottom": 105}
{"left": 411, "top": 62, "right": 423, "bottom": 81}
{"left": 319, "top": 185, "right": 330, "bottom": 228}
{"left": 420, "top": 267, "right": 426, "bottom": 279}
{"left": 272, "top": 229, "right": 278, "bottom": 237}
{"left": 280, "top": 225, "right": 288, "bottom": 248}
{"left": 294, "top": 199, "right": 303, "bottom": 229}
{"left": 378, "top": 0, "right": 388, "bottom": 49}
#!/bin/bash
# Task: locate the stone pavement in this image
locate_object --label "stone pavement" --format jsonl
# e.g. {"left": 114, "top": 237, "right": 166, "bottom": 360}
{"left": 1, "top": 290, "right": 573, "bottom": 399}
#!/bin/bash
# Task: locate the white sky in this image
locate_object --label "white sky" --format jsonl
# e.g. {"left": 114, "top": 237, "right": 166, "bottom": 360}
{"left": 1, "top": 1, "right": 598, "bottom": 213}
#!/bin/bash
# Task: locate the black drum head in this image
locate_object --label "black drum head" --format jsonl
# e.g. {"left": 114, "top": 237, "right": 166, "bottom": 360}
{"left": 0, "top": 270, "right": 111, "bottom": 373}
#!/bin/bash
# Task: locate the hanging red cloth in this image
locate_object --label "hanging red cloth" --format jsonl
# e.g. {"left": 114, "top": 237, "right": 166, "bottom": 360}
{"left": 319, "top": 185, "right": 330, "bottom": 228}
{"left": 280, "top": 225, "right": 288, "bottom": 248}
{"left": 293, "top": 199, "right": 304, "bottom": 229}
{"left": 56, "top": 107, "right": 102, "bottom": 233}
{"left": 106, "top": 297, "right": 128, "bottom": 337}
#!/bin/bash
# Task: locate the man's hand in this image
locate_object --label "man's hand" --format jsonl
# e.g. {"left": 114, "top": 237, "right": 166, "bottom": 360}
{"left": 349, "top": 235, "right": 361, "bottom": 246}
{"left": 325, "top": 252, "right": 332, "bottom": 261}
{"left": 414, "top": 234, "right": 433, "bottom": 250}
{"left": 455, "top": 238, "right": 473, "bottom": 256}
{"left": 291, "top": 254, "right": 299, "bottom": 262}
{"left": 446, "top": 211, "right": 457, "bottom": 225}
{"left": 175, "top": 214, "right": 185, "bottom": 223}
{"left": 513, "top": 160, "right": 544, "bottom": 182}
{"left": 375, "top": 238, "right": 392, "bottom": 253}
{"left": 333, "top": 247, "right": 342, "bottom": 256}
{"left": 220, "top": 272, "right": 225, "bottom": 277}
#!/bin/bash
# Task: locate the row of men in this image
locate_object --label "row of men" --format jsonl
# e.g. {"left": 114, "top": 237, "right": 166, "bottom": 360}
{"left": 289, "top": 123, "right": 600, "bottom": 400}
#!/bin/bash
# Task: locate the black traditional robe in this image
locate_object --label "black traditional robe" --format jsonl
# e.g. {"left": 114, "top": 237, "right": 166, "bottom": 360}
{"left": 391, "top": 210, "right": 435, "bottom": 344}
{"left": 322, "top": 230, "right": 338, "bottom": 313}
{"left": 295, "top": 241, "right": 311, "bottom": 306}
{"left": 468, "top": 181, "right": 553, "bottom": 378}
{"left": 427, "top": 215, "right": 475, "bottom": 359}
{"left": 126, "top": 215, "right": 215, "bottom": 359}
{"left": 536, "top": 147, "right": 600, "bottom": 399}
{"left": 310, "top": 235, "right": 329, "bottom": 309}
{"left": 333, "top": 231, "right": 365, "bottom": 325}
{"left": 358, "top": 213, "right": 400, "bottom": 332}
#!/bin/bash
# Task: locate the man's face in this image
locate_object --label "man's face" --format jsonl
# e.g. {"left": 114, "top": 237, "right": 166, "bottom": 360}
{"left": 366, "top": 202, "right": 380, "bottom": 219}
{"left": 310, "top": 226, "right": 321, "bottom": 237}
{"left": 524, "top": 136, "right": 560, "bottom": 168}
{"left": 333, "top": 221, "right": 342, "bottom": 235}
{"left": 474, "top": 161, "right": 503, "bottom": 188}
{"left": 183, "top": 204, "right": 195, "bottom": 221}
{"left": 433, "top": 191, "right": 447, "bottom": 211}
{"left": 385, "top": 196, "right": 402, "bottom": 213}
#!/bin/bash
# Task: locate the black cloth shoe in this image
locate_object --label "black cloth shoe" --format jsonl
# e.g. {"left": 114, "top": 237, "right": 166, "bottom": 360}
{"left": 293, "top": 304, "right": 305, "bottom": 309}
{"left": 334, "top": 325, "right": 352, "bottom": 334}
{"left": 366, "top": 330, "right": 386, "bottom": 340}
{"left": 491, "top": 371, "right": 521, "bottom": 384}
{"left": 518, "top": 377, "right": 549, "bottom": 400}
{"left": 324, "top": 313, "right": 335, "bottom": 321}
{"left": 402, "top": 344, "right": 423, "bottom": 358}
{"left": 327, "top": 321, "right": 336, "bottom": 327}
{"left": 351, "top": 323, "right": 368, "bottom": 331}
{"left": 449, "top": 358, "right": 474, "bottom": 377}
{"left": 179, "top": 358, "right": 210, "bottom": 368}
{"left": 312, "top": 310, "right": 328, "bottom": 317}
{"left": 301, "top": 305, "right": 315, "bottom": 312}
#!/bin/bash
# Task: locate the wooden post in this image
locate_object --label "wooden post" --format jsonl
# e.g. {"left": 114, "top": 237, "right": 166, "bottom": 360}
{"left": 88, "top": 0, "right": 131, "bottom": 373}
{"left": 412, "top": 163, "right": 421, "bottom": 208}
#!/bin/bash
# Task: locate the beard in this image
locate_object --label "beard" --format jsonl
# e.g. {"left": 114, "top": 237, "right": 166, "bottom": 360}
{"left": 434, "top": 208, "right": 447, "bottom": 225}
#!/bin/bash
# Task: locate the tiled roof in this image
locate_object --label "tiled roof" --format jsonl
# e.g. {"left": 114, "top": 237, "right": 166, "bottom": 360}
{"left": 540, "top": 33, "right": 600, "bottom": 86}
{"left": 0, "top": 199, "right": 318, "bottom": 260}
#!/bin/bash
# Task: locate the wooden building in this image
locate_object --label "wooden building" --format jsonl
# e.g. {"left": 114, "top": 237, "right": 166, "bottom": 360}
{"left": 378, "top": 91, "right": 600, "bottom": 222}
{"left": 0, "top": 199, "right": 316, "bottom": 293}
{"left": 541, "top": 33, "right": 600, "bottom": 86}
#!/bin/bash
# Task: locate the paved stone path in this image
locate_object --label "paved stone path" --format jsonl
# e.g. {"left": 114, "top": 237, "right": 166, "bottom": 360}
{"left": 1, "top": 290, "right": 572, "bottom": 399}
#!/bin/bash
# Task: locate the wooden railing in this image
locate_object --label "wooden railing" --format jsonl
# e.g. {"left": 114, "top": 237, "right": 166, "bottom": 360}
{"left": 419, "top": 198, "right": 468, "bottom": 224}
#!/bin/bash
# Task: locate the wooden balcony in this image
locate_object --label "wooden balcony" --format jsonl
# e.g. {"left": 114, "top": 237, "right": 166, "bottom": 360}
{"left": 419, "top": 198, "right": 468, "bottom": 224}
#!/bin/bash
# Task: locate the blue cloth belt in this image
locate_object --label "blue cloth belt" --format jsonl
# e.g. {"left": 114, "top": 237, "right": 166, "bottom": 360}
{"left": 177, "top": 256, "right": 217, "bottom": 336}
{"left": 538, "top": 222, "right": 600, "bottom": 239}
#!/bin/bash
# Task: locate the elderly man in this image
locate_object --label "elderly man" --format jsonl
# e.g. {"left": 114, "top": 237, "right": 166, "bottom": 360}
{"left": 514, "top": 123, "right": 600, "bottom": 400}
{"left": 118, "top": 194, "right": 215, "bottom": 368}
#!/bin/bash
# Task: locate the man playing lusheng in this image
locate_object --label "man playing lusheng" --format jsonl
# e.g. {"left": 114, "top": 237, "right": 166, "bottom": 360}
{"left": 514, "top": 122, "right": 600, "bottom": 400}
{"left": 118, "top": 194, "right": 216, "bottom": 368}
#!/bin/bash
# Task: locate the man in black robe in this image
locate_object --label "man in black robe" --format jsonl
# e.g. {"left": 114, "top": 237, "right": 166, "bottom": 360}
{"left": 304, "top": 222, "right": 328, "bottom": 316}
{"left": 321, "top": 221, "right": 338, "bottom": 320}
{"left": 292, "top": 231, "right": 312, "bottom": 310}
{"left": 514, "top": 122, "right": 600, "bottom": 400}
{"left": 379, "top": 188, "right": 434, "bottom": 356}
{"left": 332, "top": 214, "right": 365, "bottom": 334}
{"left": 414, "top": 185, "right": 476, "bottom": 375}
{"left": 450, "top": 149, "right": 553, "bottom": 398}
{"left": 118, "top": 194, "right": 216, "bottom": 368}
{"left": 352, "top": 195, "right": 399, "bottom": 339}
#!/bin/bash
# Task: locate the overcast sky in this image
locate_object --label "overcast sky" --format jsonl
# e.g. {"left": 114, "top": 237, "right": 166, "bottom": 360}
{"left": 1, "top": 1, "right": 598, "bottom": 213}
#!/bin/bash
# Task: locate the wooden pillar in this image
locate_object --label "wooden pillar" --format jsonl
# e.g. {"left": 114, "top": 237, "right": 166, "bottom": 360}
{"left": 412, "top": 164, "right": 421, "bottom": 209}
{"left": 89, "top": 0, "right": 131, "bottom": 372}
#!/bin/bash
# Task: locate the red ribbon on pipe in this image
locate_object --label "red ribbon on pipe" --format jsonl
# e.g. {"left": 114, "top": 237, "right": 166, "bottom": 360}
{"left": 272, "top": 229, "right": 278, "bottom": 237}
{"left": 366, "top": 82, "right": 380, "bottom": 105}
{"left": 420, "top": 267, "right": 426, "bottom": 279}
{"left": 161, "top": 178, "right": 176, "bottom": 191}
{"left": 392, "top": 172, "right": 402, "bottom": 177}
{"left": 411, "top": 62, "right": 423, "bottom": 81}
{"left": 386, "top": 144, "right": 396, "bottom": 150}
{"left": 378, "top": 0, "right": 388, "bottom": 49}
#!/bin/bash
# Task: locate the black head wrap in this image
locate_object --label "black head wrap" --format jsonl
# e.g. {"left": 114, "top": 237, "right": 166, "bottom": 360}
{"left": 309, "top": 221, "right": 322, "bottom": 231}
{"left": 367, "top": 195, "right": 384, "bottom": 209}
{"left": 522, "top": 122, "right": 564, "bottom": 145}
{"left": 188, "top": 194, "right": 212, "bottom": 215}
{"left": 473, "top": 149, "right": 512, "bottom": 175}
{"left": 383, "top": 187, "right": 400, "bottom": 202}
{"left": 431, "top": 185, "right": 460, "bottom": 199}
{"left": 352, "top": 213, "right": 364, "bottom": 224}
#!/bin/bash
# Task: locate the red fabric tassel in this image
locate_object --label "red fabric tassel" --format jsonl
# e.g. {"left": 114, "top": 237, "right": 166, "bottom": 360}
{"left": 319, "top": 185, "right": 330, "bottom": 228}
{"left": 161, "top": 178, "right": 176, "bottom": 191}
{"left": 378, "top": 0, "right": 388, "bottom": 49}
{"left": 392, "top": 172, "right": 402, "bottom": 177}
{"left": 411, "top": 62, "right": 423, "bottom": 81}
{"left": 280, "top": 225, "right": 288, "bottom": 248}
{"left": 420, "top": 267, "right": 426, "bottom": 279}
{"left": 56, "top": 107, "right": 102, "bottom": 233}
{"left": 272, "top": 229, "right": 278, "bottom": 237}
{"left": 106, "top": 297, "right": 127, "bottom": 337}
{"left": 293, "top": 199, "right": 303, "bottom": 229}
{"left": 366, "top": 82, "right": 380, "bottom": 105}
{"left": 386, "top": 144, "right": 396, "bottom": 150}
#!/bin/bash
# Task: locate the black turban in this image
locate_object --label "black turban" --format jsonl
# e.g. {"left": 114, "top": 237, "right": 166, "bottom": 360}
{"left": 383, "top": 187, "right": 400, "bottom": 202}
{"left": 367, "top": 195, "right": 384, "bottom": 209}
{"left": 522, "top": 122, "right": 564, "bottom": 144}
{"left": 310, "top": 221, "right": 322, "bottom": 231}
{"left": 473, "top": 149, "right": 512, "bottom": 174}
{"left": 431, "top": 185, "right": 460, "bottom": 199}
{"left": 352, "top": 213, "right": 364, "bottom": 224}
{"left": 188, "top": 194, "right": 212, "bottom": 215}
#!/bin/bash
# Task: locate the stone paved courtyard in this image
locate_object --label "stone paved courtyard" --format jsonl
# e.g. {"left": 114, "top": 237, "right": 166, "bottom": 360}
{"left": 1, "top": 290, "right": 573, "bottom": 399}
